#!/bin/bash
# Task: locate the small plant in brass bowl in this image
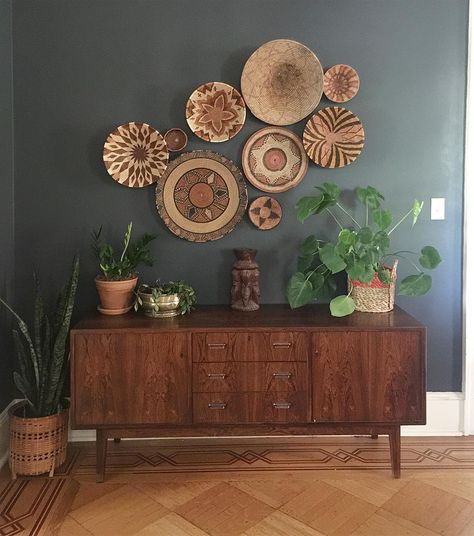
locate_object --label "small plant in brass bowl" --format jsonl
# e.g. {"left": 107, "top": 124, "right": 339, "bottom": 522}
{"left": 136, "top": 280, "right": 196, "bottom": 318}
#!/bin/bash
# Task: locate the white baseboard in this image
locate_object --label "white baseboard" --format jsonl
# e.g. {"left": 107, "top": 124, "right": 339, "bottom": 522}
{"left": 0, "top": 399, "right": 17, "bottom": 469}
{"left": 68, "top": 392, "right": 467, "bottom": 442}
{"left": 402, "top": 392, "right": 465, "bottom": 436}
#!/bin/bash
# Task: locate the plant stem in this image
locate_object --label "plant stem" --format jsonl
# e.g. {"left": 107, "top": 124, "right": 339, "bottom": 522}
{"left": 336, "top": 202, "right": 361, "bottom": 229}
{"left": 325, "top": 208, "right": 343, "bottom": 230}
{"left": 120, "top": 222, "right": 133, "bottom": 263}
{"left": 366, "top": 204, "right": 368, "bottom": 227}
{"left": 384, "top": 253, "right": 422, "bottom": 273}
{"left": 387, "top": 208, "right": 413, "bottom": 236}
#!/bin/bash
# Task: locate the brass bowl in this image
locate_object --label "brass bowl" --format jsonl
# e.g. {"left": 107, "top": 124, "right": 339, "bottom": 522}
{"left": 138, "top": 291, "right": 180, "bottom": 318}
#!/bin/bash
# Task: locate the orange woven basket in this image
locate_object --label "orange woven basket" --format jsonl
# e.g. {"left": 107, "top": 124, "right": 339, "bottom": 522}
{"left": 9, "top": 402, "right": 69, "bottom": 478}
{"left": 349, "top": 261, "right": 398, "bottom": 313}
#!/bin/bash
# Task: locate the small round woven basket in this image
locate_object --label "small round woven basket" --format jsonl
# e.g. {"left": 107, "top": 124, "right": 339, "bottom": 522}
{"left": 349, "top": 261, "right": 398, "bottom": 313}
{"left": 9, "top": 402, "right": 69, "bottom": 479}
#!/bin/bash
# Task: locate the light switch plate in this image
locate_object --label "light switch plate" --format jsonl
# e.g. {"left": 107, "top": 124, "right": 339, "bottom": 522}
{"left": 431, "top": 198, "right": 445, "bottom": 220}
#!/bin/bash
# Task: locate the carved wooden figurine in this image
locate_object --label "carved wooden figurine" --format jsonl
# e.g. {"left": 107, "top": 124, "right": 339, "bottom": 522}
{"left": 231, "top": 248, "right": 260, "bottom": 311}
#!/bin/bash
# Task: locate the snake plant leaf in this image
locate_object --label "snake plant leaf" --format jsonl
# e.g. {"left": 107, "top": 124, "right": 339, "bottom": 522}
{"left": 44, "top": 255, "right": 79, "bottom": 415}
{"left": 299, "top": 235, "right": 320, "bottom": 256}
{"left": 412, "top": 200, "right": 424, "bottom": 226}
{"left": 296, "top": 195, "right": 323, "bottom": 223}
{"left": 319, "top": 244, "right": 346, "bottom": 274}
{"left": 0, "top": 297, "right": 40, "bottom": 392}
{"left": 330, "top": 295, "right": 356, "bottom": 317}
{"left": 399, "top": 273, "right": 432, "bottom": 296}
{"left": 287, "top": 272, "right": 314, "bottom": 309}
{"left": 13, "top": 372, "right": 35, "bottom": 412}
{"left": 33, "top": 273, "right": 45, "bottom": 382}
{"left": 12, "top": 330, "right": 35, "bottom": 404}
{"left": 372, "top": 209, "right": 392, "bottom": 230}
{"left": 419, "top": 246, "right": 442, "bottom": 270}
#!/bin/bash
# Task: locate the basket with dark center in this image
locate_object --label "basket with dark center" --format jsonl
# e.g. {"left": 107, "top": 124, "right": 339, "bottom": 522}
{"left": 349, "top": 261, "right": 398, "bottom": 313}
{"left": 9, "top": 402, "right": 69, "bottom": 478}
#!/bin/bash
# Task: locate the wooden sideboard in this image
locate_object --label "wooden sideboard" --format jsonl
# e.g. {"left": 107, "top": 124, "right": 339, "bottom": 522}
{"left": 70, "top": 305, "right": 426, "bottom": 481}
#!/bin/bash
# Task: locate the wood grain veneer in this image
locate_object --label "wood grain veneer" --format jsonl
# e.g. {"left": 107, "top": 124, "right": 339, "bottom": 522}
{"left": 70, "top": 304, "right": 426, "bottom": 481}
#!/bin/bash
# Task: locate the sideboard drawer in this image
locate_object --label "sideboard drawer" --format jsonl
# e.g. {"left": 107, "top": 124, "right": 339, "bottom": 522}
{"left": 193, "top": 332, "right": 309, "bottom": 362}
{"left": 193, "top": 362, "right": 308, "bottom": 393}
{"left": 193, "top": 392, "right": 309, "bottom": 423}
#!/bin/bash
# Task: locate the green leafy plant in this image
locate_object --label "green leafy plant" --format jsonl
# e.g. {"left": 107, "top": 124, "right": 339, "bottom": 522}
{"left": 92, "top": 222, "right": 156, "bottom": 280}
{"left": 136, "top": 280, "right": 197, "bottom": 315}
{"left": 287, "top": 183, "right": 442, "bottom": 317}
{"left": 0, "top": 256, "right": 79, "bottom": 417}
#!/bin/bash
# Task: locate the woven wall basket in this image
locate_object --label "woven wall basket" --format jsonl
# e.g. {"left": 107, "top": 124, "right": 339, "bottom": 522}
{"left": 349, "top": 261, "right": 398, "bottom": 313}
{"left": 9, "top": 402, "right": 69, "bottom": 478}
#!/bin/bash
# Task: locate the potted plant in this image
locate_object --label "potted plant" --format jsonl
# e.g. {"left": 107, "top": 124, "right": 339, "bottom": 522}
{"left": 287, "top": 183, "right": 442, "bottom": 317}
{"left": 136, "top": 280, "right": 197, "bottom": 318}
{"left": 0, "top": 256, "right": 79, "bottom": 478}
{"left": 92, "top": 222, "right": 156, "bottom": 315}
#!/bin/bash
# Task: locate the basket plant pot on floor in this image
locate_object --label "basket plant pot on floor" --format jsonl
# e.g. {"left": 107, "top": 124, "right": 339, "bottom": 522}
{"left": 95, "top": 276, "right": 138, "bottom": 315}
{"left": 9, "top": 402, "right": 69, "bottom": 479}
{"left": 350, "top": 261, "right": 397, "bottom": 313}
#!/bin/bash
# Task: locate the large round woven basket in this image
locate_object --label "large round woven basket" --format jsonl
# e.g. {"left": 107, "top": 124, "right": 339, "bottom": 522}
{"left": 9, "top": 402, "right": 69, "bottom": 479}
{"left": 349, "top": 261, "right": 398, "bottom": 313}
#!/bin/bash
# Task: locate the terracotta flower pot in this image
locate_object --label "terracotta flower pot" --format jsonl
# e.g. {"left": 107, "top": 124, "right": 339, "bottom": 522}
{"left": 95, "top": 276, "right": 138, "bottom": 315}
{"left": 9, "top": 402, "right": 69, "bottom": 478}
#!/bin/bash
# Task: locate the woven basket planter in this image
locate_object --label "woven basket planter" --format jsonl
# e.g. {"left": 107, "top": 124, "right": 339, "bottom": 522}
{"left": 349, "top": 261, "right": 398, "bottom": 313}
{"left": 9, "top": 402, "right": 69, "bottom": 479}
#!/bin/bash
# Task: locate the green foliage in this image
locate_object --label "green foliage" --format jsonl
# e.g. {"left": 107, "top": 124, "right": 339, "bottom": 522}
{"left": 137, "top": 280, "right": 197, "bottom": 315}
{"left": 287, "top": 182, "right": 442, "bottom": 316}
{"left": 0, "top": 256, "right": 79, "bottom": 417}
{"left": 92, "top": 222, "right": 156, "bottom": 281}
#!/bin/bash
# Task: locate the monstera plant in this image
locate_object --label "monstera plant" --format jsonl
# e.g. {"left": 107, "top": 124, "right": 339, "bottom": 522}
{"left": 287, "top": 183, "right": 442, "bottom": 317}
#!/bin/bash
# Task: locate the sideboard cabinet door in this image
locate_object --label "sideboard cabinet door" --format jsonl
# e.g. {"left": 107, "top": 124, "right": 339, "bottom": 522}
{"left": 312, "top": 331, "right": 425, "bottom": 424}
{"left": 72, "top": 333, "right": 191, "bottom": 427}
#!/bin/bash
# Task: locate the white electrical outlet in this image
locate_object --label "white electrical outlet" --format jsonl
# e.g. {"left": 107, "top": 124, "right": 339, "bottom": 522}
{"left": 431, "top": 198, "right": 445, "bottom": 220}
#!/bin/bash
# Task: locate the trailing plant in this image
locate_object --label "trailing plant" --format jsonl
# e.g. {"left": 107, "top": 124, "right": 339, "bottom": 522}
{"left": 136, "top": 280, "right": 197, "bottom": 315}
{"left": 92, "top": 222, "right": 156, "bottom": 280}
{"left": 0, "top": 256, "right": 80, "bottom": 417}
{"left": 287, "top": 183, "right": 442, "bottom": 317}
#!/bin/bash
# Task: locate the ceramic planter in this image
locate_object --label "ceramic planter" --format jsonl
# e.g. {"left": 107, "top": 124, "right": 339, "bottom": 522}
{"left": 95, "top": 276, "right": 138, "bottom": 315}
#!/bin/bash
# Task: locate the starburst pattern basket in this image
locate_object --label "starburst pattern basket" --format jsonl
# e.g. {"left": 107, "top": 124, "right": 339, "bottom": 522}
{"left": 349, "top": 261, "right": 398, "bottom": 313}
{"left": 9, "top": 402, "right": 69, "bottom": 478}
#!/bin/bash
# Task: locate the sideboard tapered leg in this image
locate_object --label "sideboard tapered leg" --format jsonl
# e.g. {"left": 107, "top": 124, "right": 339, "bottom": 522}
{"left": 96, "top": 429, "right": 108, "bottom": 483}
{"left": 389, "top": 425, "right": 401, "bottom": 478}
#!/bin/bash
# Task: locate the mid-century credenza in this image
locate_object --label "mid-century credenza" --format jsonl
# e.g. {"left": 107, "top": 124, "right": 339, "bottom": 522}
{"left": 70, "top": 305, "right": 426, "bottom": 481}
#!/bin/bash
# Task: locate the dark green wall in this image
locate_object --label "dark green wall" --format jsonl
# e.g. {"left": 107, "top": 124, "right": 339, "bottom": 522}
{"left": 0, "top": 0, "right": 14, "bottom": 411}
{"left": 8, "top": 0, "right": 468, "bottom": 393}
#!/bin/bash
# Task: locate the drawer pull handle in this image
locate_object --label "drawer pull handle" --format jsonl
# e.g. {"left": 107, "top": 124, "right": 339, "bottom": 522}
{"left": 208, "top": 402, "right": 227, "bottom": 410}
{"left": 272, "top": 372, "right": 292, "bottom": 380}
{"left": 207, "top": 373, "right": 227, "bottom": 379}
{"left": 207, "top": 343, "right": 227, "bottom": 349}
{"left": 272, "top": 342, "right": 292, "bottom": 349}
{"left": 273, "top": 402, "right": 292, "bottom": 409}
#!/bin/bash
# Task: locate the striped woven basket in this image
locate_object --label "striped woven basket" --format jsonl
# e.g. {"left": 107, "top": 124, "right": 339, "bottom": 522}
{"left": 9, "top": 402, "right": 69, "bottom": 479}
{"left": 349, "top": 261, "right": 398, "bottom": 313}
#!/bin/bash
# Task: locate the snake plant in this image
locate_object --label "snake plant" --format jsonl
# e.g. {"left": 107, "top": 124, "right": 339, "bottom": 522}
{"left": 1, "top": 256, "right": 79, "bottom": 417}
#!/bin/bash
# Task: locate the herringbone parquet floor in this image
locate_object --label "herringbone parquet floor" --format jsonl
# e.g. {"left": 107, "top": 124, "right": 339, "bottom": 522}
{"left": 1, "top": 436, "right": 474, "bottom": 535}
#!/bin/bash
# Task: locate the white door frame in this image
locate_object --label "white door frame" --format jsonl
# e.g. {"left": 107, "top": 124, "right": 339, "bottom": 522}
{"left": 463, "top": 0, "right": 474, "bottom": 435}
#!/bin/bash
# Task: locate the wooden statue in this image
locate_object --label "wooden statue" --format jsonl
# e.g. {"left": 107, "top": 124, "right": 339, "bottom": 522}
{"left": 231, "top": 248, "right": 260, "bottom": 311}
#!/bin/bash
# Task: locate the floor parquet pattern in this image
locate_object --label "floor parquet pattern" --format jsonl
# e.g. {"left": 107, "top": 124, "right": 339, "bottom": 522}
{"left": 0, "top": 436, "right": 473, "bottom": 535}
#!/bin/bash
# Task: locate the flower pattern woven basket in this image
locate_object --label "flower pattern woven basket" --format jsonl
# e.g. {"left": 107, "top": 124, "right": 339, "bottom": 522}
{"left": 9, "top": 402, "right": 69, "bottom": 478}
{"left": 349, "top": 261, "right": 398, "bottom": 313}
